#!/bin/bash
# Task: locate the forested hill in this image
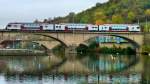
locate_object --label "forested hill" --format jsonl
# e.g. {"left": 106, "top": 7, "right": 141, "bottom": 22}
{"left": 35, "top": 0, "right": 150, "bottom": 25}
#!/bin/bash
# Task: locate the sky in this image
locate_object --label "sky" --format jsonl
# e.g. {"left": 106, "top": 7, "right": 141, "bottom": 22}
{"left": 0, "top": 0, "right": 108, "bottom": 28}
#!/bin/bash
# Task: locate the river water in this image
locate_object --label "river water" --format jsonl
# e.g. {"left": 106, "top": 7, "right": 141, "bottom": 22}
{"left": 0, "top": 54, "right": 148, "bottom": 84}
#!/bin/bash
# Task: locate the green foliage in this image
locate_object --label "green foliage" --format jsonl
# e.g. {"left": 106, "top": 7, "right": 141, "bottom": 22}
{"left": 79, "top": 15, "right": 90, "bottom": 23}
{"left": 76, "top": 41, "right": 136, "bottom": 55}
{"left": 68, "top": 12, "right": 75, "bottom": 23}
{"left": 88, "top": 42, "right": 99, "bottom": 51}
{"left": 52, "top": 44, "right": 65, "bottom": 58}
{"left": 142, "top": 45, "right": 150, "bottom": 52}
{"left": 145, "top": 9, "right": 150, "bottom": 16}
{"left": 76, "top": 44, "right": 88, "bottom": 54}
{"left": 99, "top": 46, "right": 136, "bottom": 55}
{"left": 127, "top": 11, "right": 136, "bottom": 23}
{"left": 112, "top": 14, "right": 124, "bottom": 23}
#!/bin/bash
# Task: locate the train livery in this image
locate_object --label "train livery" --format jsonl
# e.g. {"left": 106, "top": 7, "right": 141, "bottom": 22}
{"left": 5, "top": 22, "right": 141, "bottom": 32}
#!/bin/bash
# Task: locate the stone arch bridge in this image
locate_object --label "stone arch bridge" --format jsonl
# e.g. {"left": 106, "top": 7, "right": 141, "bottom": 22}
{"left": 0, "top": 32, "right": 144, "bottom": 52}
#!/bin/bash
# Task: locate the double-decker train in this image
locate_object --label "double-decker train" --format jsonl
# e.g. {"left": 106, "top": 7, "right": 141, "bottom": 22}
{"left": 4, "top": 22, "right": 141, "bottom": 32}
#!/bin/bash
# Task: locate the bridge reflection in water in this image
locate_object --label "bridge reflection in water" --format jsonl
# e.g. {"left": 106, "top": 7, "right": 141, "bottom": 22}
{"left": 0, "top": 53, "right": 143, "bottom": 84}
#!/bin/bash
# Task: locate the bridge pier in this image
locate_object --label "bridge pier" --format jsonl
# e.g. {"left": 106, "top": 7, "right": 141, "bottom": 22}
{"left": 65, "top": 44, "right": 77, "bottom": 54}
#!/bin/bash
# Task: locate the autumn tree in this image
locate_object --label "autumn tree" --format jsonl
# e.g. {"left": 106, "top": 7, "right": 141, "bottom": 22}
{"left": 145, "top": 9, "right": 150, "bottom": 32}
{"left": 145, "top": 9, "right": 150, "bottom": 17}
{"left": 112, "top": 14, "right": 124, "bottom": 23}
{"left": 94, "top": 11, "right": 106, "bottom": 24}
{"left": 127, "top": 11, "right": 136, "bottom": 23}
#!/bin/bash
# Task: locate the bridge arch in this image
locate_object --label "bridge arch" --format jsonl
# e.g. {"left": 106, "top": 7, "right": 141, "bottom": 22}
{"left": 110, "top": 34, "right": 140, "bottom": 49}
{"left": 0, "top": 33, "right": 68, "bottom": 49}
{"left": 84, "top": 34, "right": 140, "bottom": 49}
{"left": 33, "top": 34, "right": 68, "bottom": 47}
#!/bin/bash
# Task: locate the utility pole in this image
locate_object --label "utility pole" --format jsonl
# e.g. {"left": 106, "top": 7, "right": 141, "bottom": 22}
{"left": 73, "top": 14, "right": 75, "bottom": 45}
{"left": 146, "top": 17, "right": 148, "bottom": 32}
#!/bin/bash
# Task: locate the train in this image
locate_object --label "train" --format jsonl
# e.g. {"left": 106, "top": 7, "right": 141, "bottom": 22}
{"left": 4, "top": 22, "right": 141, "bottom": 32}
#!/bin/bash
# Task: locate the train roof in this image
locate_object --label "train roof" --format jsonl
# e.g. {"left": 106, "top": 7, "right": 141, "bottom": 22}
{"left": 103, "top": 24, "right": 140, "bottom": 26}
{"left": 8, "top": 22, "right": 42, "bottom": 24}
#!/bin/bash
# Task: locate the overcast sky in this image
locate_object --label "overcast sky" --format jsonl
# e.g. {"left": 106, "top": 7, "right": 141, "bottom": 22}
{"left": 0, "top": 0, "right": 108, "bottom": 28}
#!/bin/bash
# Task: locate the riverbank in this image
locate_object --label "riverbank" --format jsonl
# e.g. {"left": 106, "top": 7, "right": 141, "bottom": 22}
{"left": 0, "top": 49, "right": 46, "bottom": 56}
{"left": 76, "top": 42, "right": 136, "bottom": 55}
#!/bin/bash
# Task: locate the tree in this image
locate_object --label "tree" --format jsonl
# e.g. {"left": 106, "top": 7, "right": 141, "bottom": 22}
{"left": 68, "top": 12, "right": 75, "bottom": 23}
{"left": 96, "top": 2, "right": 102, "bottom": 7}
{"left": 145, "top": 9, "right": 150, "bottom": 17}
{"left": 127, "top": 11, "right": 136, "bottom": 22}
{"left": 145, "top": 9, "right": 150, "bottom": 32}
{"left": 95, "top": 19, "right": 105, "bottom": 25}
{"left": 112, "top": 14, "right": 124, "bottom": 23}
{"left": 94, "top": 11, "right": 106, "bottom": 24}
{"left": 34, "top": 19, "right": 40, "bottom": 23}
{"left": 43, "top": 19, "right": 48, "bottom": 23}
{"left": 80, "top": 15, "right": 90, "bottom": 23}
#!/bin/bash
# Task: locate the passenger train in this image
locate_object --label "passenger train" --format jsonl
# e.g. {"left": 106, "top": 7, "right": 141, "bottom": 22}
{"left": 5, "top": 22, "right": 141, "bottom": 32}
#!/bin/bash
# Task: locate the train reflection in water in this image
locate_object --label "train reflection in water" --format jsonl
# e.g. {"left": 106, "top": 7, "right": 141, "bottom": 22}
{"left": 3, "top": 73, "right": 141, "bottom": 84}
{"left": 0, "top": 53, "right": 142, "bottom": 84}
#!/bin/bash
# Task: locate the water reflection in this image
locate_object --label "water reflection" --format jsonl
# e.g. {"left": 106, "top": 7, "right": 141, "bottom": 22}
{"left": 0, "top": 55, "right": 64, "bottom": 74}
{"left": 1, "top": 73, "right": 141, "bottom": 84}
{"left": 83, "top": 54, "right": 137, "bottom": 73}
{"left": 0, "top": 54, "right": 135, "bottom": 74}
{"left": 0, "top": 54, "right": 142, "bottom": 84}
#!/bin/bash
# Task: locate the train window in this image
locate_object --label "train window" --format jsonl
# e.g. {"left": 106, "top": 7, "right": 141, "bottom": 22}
{"left": 59, "top": 26, "right": 61, "bottom": 28}
{"left": 137, "top": 27, "right": 140, "bottom": 29}
{"left": 7, "top": 25, "right": 11, "bottom": 27}
{"left": 45, "top": 26, "right": 48, "bottom": 28}
{"left": 132, "top": 27, "right": 134, "bottom": 29}
{"left": 14, "top": 25, "right": 17, "bottom": 27}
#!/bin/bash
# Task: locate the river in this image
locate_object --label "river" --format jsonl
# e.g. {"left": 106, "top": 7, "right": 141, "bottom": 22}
{"left": 0, "top": 54, "right": 148, "bottom": 84}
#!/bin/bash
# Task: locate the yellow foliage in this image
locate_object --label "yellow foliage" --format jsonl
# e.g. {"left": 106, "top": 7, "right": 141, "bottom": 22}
{"left": 145, "top": 9, "right": 150, "bottom": 16}
{"left": 95, "top": 19, "right": 105, "bottom": 25}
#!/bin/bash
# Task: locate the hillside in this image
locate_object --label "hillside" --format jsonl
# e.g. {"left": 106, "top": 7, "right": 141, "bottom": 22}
{"left": 35, "top": 0, "right": 150, "bottom": 32}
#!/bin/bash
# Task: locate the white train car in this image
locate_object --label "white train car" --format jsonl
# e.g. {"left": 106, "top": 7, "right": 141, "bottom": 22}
{"left": 6, "top": 23, "right": 22, "bottom": 31}
{"left": 21, "top": 23, "right": 42, "bottom": 31}
{"left": 98, "top": 24, "right": 110, "bottom": 32}
{"left": 54, "top": 24, "right": 66, "bottom": 31}
{"left": 65, "top": 23, "right": 88, "bottom": 31}
{"left": 42, "top": 24, "right": 54, "bottom": 31}
{"left": 108, "top": 24, "right": 128, "bottom": 32}
{"left": 128, "top": 24, "right": 141, "bottom": 32}
{"left": 87, "top": 24, "right": 99, "bottom": 31}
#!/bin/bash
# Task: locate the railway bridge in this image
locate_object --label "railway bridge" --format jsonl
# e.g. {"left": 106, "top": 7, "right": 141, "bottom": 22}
{"left": 0, "top": 32, "right": 144, "bottom": 53}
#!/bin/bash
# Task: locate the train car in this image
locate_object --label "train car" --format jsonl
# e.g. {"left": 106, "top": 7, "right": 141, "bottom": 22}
{"left": 6, "top": 23, "right": 22, "bottom": 31}
{"left": 42, "top": 24, "right": 54, "bottom": 31}
{"left": 87, "top": 24, "right": 99, "bottom": 31}
{"left": 54, "top": 24, "right": 66, "bottom": 31}
{"left": 21, "top": 23, "right": 43, "bottom": 31}
{"left": 108, "top": 24, "right": 128, "bottom": 32}
{"left": 98, "top": 24, "right": 110, "bottom": 32}
{"left": 128, "top": 24, "right": 141, "bottom": 32}
{"left": 64, "top": 23, "right": 88, "bottom": 31}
